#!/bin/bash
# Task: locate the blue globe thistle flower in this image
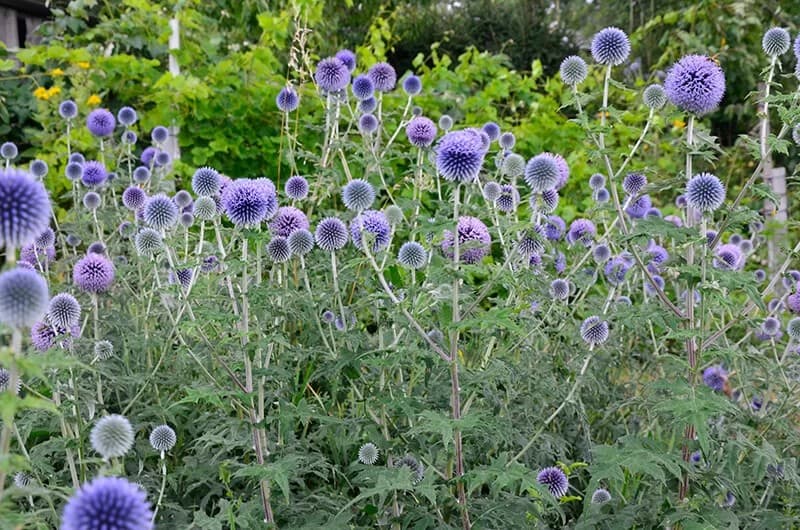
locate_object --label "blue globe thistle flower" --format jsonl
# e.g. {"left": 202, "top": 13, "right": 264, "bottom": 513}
{"left": 34, "top": 227, "right": 55, "bottom": 248}
{"left": 140, "top": 147, "right": 156, "bottom": 166}
{"left": 550, "top": 278, "right": 570, "bottom": 300}
{"left": 60, "top": 476, "right": 152, "bottom": 530}
{"left": 702, "top": 364, "right": 728, "bottom": 392}
{"left": 517, "top": 224, "right": 545, "bottom": 256}
{"left": 69, "top": 153, "right": 86, "bottom": 165}
{"left": 288, "top": 229, "right": 314, "bottom": 256}
{"left": 714, "top": 243, "right": 743, "bottom": 270}
{"left": 342, "top": 179, "right": 376, "bottom": 211}
{"left": 285, "top": 175, "right": 309, "bottom": 200}
{"left": 402, "top": 75, "right": 422, "bottom": 96}
{"left": 269, "top": 206, "right": 309, "bottom": 237}
{"left": 594, "top": 188, "right": 610, "bottom": 203}
{"left": 537, "top": 466, "right": 568, "bottom": 498}
{"left": 335, "top": 49, "right": 356, "bottom": 71}
{"left": 151, "top": 125, "right": 169, "bottom": 144}
{"left": 367, "top": 62, "right": 396, "bottom": 92}
{"left": 646, "top": 207, "right": 661, "bottom": 218}
{"left": 483, "top": 181, "right": 501, "bottom": 202}
{"left": 192, "top": 166, "right": 221, "bottom": 196}
{"left": 495, "top": 184, "right": 519, "bottom": 213}
{"left": 438, "top": 114, "right": 453, "bottom": 131}
{"left": 122, "top": 186, "right": 147, "bottom": 211}
{"left": 754, "top": 269, "right": 766, "bottom": 283}
{"left": 20, "top": 243, "right": 55, "bottom": 267}
{"left": 686, "top": 172, "right": 725, "bottom": 212}
{"left": 351, "top": 210, "right": 391, "bottom": 252}
{"left": 315, "top": 217, "right": 349, "bottom": 251}
{"left": 0, "top": 267, "right": 48, "bottom": 328}
{"left": 762, "top": 316, "right": 781, "bottom": 337}
{"left": 117, "top": 106, "right": 138, "bottom": 126}
{"left": 173, "top": 190, "right": 192, "bottom": 209}
{"left": 86, "top": 241, "right": 105, "bottom": 255}
{"left": 59, "top": 99, "right": 78, "bottom": 120}
{"left": 276, "top": 86, "right": 299, "bottom": 112}
{"left": 31, "top": 320, "right": 58, "bottom": 351}
{"left": 499, "top": 132, "right": 515, "bottom": 149}
{"left": 321, "top": 309, "right": 335, "bottom": 323}
{"left": 644, "top": 274, "right": 665, "bottom": 296}
{"left": 82, "top": 191, "right": 101, "bottom": 210}
{"left": 384, "top": 205, "right": 404, "bottom": 226}
{"left": 81, "top": 161, "right": 107, "bottom": 187}
{"left": 625, "top": 194, "right": 651, "bottom": 219}
{"left": 29, "top": 159, "right": 48, "bottom": 179}
{"left": 436, "top": 129, "right": 486, "bottom": 183}
{"left": 0, "top": 141, "right": 17, "bottom": 160}
{"left": 179, "top": 212, "right": 194, "bottom": 228}
{"left": 560, "top": 55, "right": 588, "bottom": 86}
{"left": 90, "top": 414, "right": 134, "bottom": 459}
{"left": 48, "top": 293, "right": 81, "bottom": 329}
{"left": 567, "top": 218, "right": 596, "bottom": 247}
{"left": 122, "top": 130, "right": 137, "bottom": 145}
{"left": 786, "top": 317, "right": 800, "bottom": 340}
{"left": 738, "top": 239, "right": 753, "bottom": 254}
{"left": 406, "top": 117, "right": 437, "bottom": 148}
{"left": 591, "top": 27, "right": 631, "bottom": 66}
{"left": 358, "top": 114, "right": 379, "bottom": 134}
{"left": 352, "top": 75, "right": 375, "bottom": 100}
{"left": 315, "top": 57, "right": 350, "bottom": 92}
{"left": 0, "top": 367, "right": 20, "bottom": 394}
{"left": 0, "top": 169, "right": 52, "bottom": 248}
{"left": 622, "top": 172, "right": 647, "bottom": 195}
{"left": 193, "top": 196, "right": 217, "bottom": 221}
{"left": 200, "top": 255, "right": 219, "bottom": 273}
{"left": 358, "top": 96, "right": 377, "bottom": 114}
{"left": 86, "top": 108, "right": 116, "bottom": 137}
{"left": 442, "top": 216, "right": 491, "bottom": 264}
{"left": 65, "top": 163, "right": 81, "bottom": 183}
{"left": 664, "top": 55, "right": 726, "bottom": 116}
{"left": 154, "top": 150, "right": 171, "bottom": 167}
{"left": 143, "top": 194, "right": 179, "bottom": 230}
{"left": 544, "top": 215, "right": 565, "bottom": 241}
{"left": 581, "top": 315, "right": 609, "bottom": 345}
{"left": 131, "top": 166, "right": 149, "bottom": 184}
{"left": 222, "top": 179, "right": 274, "bottom": 227}
{"left": 394, "top": 455, "right": 424, "bottom": 484}
{"left": 589, "top": 173, "right": 606, "bottom": 190}
{"left": 398, "top": 241, "right": 427, "bottom": 270}
{"left": 751, "top": 395, "right": 763, "bottom": 411}
{"left": 591, "top": 488, "right": 611, "bottom": 504}
{"left": 593, "top": 244, "right": 611, "bottom": 263}
{"left": 643, "top": 84, "right": 667, "bottom": 110}
{"left": 539, "top": 189, "right": 559, "bottom": 213}
{"left": 763, "top": 28, "right": 791, "bottom": 57}
{"left": 73, "top": 254, "right": 115, "bottom": 293}
{"left": 501, "top": 153, "right": 525, "bottom": 178}
{"left": 604, "top": 255, "right": 632, "bottom": 286}
{"left": 481, "top": 122, "right": 500, "bottom": 141}
{"left": 266, "top": 237, "right": 291, "bottom": 262}
{"left": 358, "top": 442, "right": 379, "bottom": 465}
{"left": 149, "top": 424, "right": 176, "bottom": 453}
{"left": 524, "top": 154, "right": 559, "bottom": 192}
{"left": 646, "top": 240, "right": 669, "bottom": 267}
{"left": 704, "top": 230, "right": 718, "bottom": 247}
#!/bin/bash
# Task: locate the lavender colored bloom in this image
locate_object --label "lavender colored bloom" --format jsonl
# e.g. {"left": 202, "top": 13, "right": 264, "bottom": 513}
{"left": 276, "top": 86, "right": 299, "bottom": 112}
{"left": 117, "top": 106, "right": 137, "bottom": 126}
{"left": 201, "top": 255, "right": 219, "bottom": 273}
{"left": 550, "top": 278, "right": 570, "bottom": 300}
{"left": 367, "top": 62, "right": 396, "bottom": 92}
{"left": 517, "top": 225, "right": 545, "bottom": 256}
{"left": 702, "top": 364, "right": 728, "bottom": 392}
{"left": 34, "top": 227, "right": 54, "bottom": 248}
{"left": 647, "top": 240, "right": 669, "bottom": 266}
{"left": 151, "top": 125, "right": 169, "bottom": 144}
{"left": 499, "top": 132, "right": 515, "bottom": 149}
{"left": 154, "top": 150, "right": 171, "bottom": 167}
{"left": 59, "top": 100, "right": 78, "bottom": 120}
{"left": 646, "top": 207, "right": 661, "bottom": 218}
{"left": 495, "top": 184, "right": 519, "bottom": 213}
{"left": 544, "top": 215, "right": 565, "bottom": 241}
{"left": 441, "top": 216, "right": 491, "bottom": 264}
{"left": 48, "top": 293, "right": 81, "bottom": 328}
{"left": 436, "top": 129, "right": 486, "bottom": 183}
{"left": 140, "top": 147, "right": 156, "bottom": 167}
{"left": 560, "top": 55, "right": 588, "bottom": 86}
{"left": 0, "top": 267, "right": 49, "bottom": 328}
{"left": 315, "top": 217, "right": 348, "bottom": 251}
{"left": 122, "top": 186, "right": 147, "bottom": 211}
{"left": 0, "top": 169, "right": 52, "bottom": 248}
{"left": 406, "top": 117, "right": 437, "bottom": 147}
{"left": 285, "top": 175, "right": 309, "bottom": 200}
{"left": 567, "top": 219, "right": 596, "bottom": 247}
{"left": 623, "top": 172, "right": 647, "bottom": 195}
{"left": 86, "top": 108, "right": 116, "bottom": 137}
{"left": 524, "top": 154, "right": 559, "bottom": 192}
{"left": 65, "top": 162, "right": 82, "bottom": 181}
{"left": 287, "top": 229, "right": 314, "bottom": 256}
{"left": 192, "top": 166, "right": 221, "bottom": 196}
{"left": 352, "top": 75, "right": 375, "bottom": 100}
{"left": 342, "top": 179, "right": 375, "bottom": 211}
{"left": 0, "top": 142, "right": 17, "bottom": 160}
{"left": 591, "top": 27, "right": 631, "bottom": 65}
{"left": 269, "top": 206, "right": 309, "bottom": 237}
{"left": 686, "top": 172, "right": 725, "bottom": 212}
{"left": 644, "top": 274, "right": 665, "bottom": 296}
{"left": 483, "top": 181, "right": 501, "bottom": 202}
{"left": 131, "top": 166, "right": 149, "bottom": 184}
{"left": 173, "top": 190, "right": 192, "bottom": 209}
{"left": 481, "top": 122, "right": 500, "bottom": 141}
{"left": 539, "top": 189, "right": 559, "bottom": 213}
{"left": 762, "top": 317, "right": 781, "bottom": 337}
{"left": 168, "top": 268, "right": 193, "bottom": 288}
{"left": 31, "top": 320, "right": 58, "bottom": 351}
{"left": 315, "top": 57, "right": 350, "bottom": 92}
{"left": 86, "top": 241, "right": 106, "bottom": 255}
{"left": 322, "top": 309, "right": 335, "bottom": 323}
{"left": 73, "top": 254, "right": 114, "bottom": 293}
{"left": 762, "top": 28, "right": 791, "bottom": 57}
{"left": 122, "top": 130, "right": 137, "bottom": 144}
{"left": 593, "top": 244, "right": 611, "bottom": 263}
{"left": 438, "top": 114, "right": 453, "bottom": 131}
{"left": 581, "top": 315, "right": 609, "bottom": 345}
{"left": 537, "top": 466, "right": 568, "bottom": 498}
{"left": 350, "top": 210, "right": 391, "bottom": 252}
{"left": 20, "top": 243, "right": 55, "bottom": 267}
{"left": 358, "top": 114, "right": 379, "bottom": 134}
{"left": 604, "top": 255, "right": 632, "bottom": 286}
{"left": 60, "top": 476, "right": 153, "bottom": 530}
{"left": 589, "top": 173, "right": 606, "bottom": 190}
{"left": 591, "top": 488, "right": 612, "bottom": 504}
{"left": 81, "top": 161, "right": 108, "bottom": 187}
{"left": 358, "top": 97, "right": 377, "bottom": 114}
{"left": 714, "top": 243, "right": 743, "bottom": 270}
{"left": 787, "top": 317, "right": 800, "bottom": 340}
{"left": 398, "top": 241, "right": 427, "bottom": 269}
{"left": 143, "top": 194, "right": 179, "bottom": 230}
{"left": 501, "top": 153, "right": 525, "bottom": 178}
{"left": 402, "top": 75, "right": 422, "bottom": 96}
{"left": 625, "top": 195, "right": 651, "bottom": 218}
{"left": 222, "top": 179, "right": 274, "bottom": 227}
{"left": 82, "top": 192, "right": 101, "bottom": 210}
{"left": 664, "top": 55, "right": 726, "bottom": 116}
{"left": 594, "top": 188, "right": 610, "bottom": 203}
{"left": 29, "top": 159, "right": 48, "bottom": 179}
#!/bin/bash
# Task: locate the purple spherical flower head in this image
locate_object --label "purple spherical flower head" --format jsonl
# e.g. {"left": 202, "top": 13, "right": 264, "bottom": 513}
{"left": 441, "top": 216, "right": 491, "bottom": 264}
{"left": 81, "top": 161, "right": 107, "bottom": 187}
{"left": 499, "top": 132, "right": 515, "bottom": 150}
{"left": 436, "top": 129, "right": 486, "bottom": 183}
{"left": 350, "top": 210, "right": 391, "bottom": 252}
{"left": 604, "top": 255, "right": 633, "bottom": 286}
{"left": 714, "top": 243, "right": 743, "bottom": 270}
{"left": 59, "top": 100, "right": 78, "bottom": 120}
{"left": 31, "top": 320, "right": 58, "bottom": 351}
{"left": 537, "top": 466, "right": 568, "bottom": 498}
{"left": 581, "top": 315, "right": 609, "bottom": 345}
{"left": 406, "top": 117, "right": 437, "bottom": 148}
{"left": 269, "top": 206, "right": 309, "bottom": 237}
{"left": 122, "top": 130, "right": 137, "bottom": 145}
{"left": 589, "top": 173, "right": 606, "bottom": 190}
{"left": 482, "top": 122, "right": 500, "bottom": 141}
{"left": 222, "top": 178, "right": 274, "bottom": 227}
{"left": 143, "top": 193, "right": 178, "bottom": 230}
{"left": 524, "top": 154, "right": 559, "bottom": 192}
{"left": 169, "top": 268, "right": 193, "bottom": 288}
{"left": 73, "top": 253, "right": 115, "bottom": 293}
{"left": 0, "top": 267, "right": 49, "bottom": 328}
{"left": 625, "top": 194, "right": 651, "bottom": 219}
{"left": 192, "top": 166, "right": 221, "bottom": 197}
{"left": 285, "top": 175, "right": 309, "bottom": 200}
{"left": 664, "top": 55, "right": 726, "bottom": 116}
{"left": 276, "top": 86, "right": 299, "bottom": 112}
{"left": 591, "top": 27, "right": 631, "bottom": 66}
{"left": 358, "top": 114, "right": 379, "bottom": 134}
{"left": 544, "top": 215, "right": 565, "bottom": 241}
{"left": 315, "top": 57, "right": 350, "bottom": 92}
{"left": 315, "top": 217, "right": 348, "bottom": 251}
{"left": 644, "top": 274, "right": 665, "bottom": 296}
{"left": 335, "top": 49, "right": 356, "bottom": 72}
{"left": 647, "top": 240, "right": 669, "bottom": 267}
{"left": 342, "top": 179, "right": 375, "bottom": 211}
{"left": 60, "top": 475, "right": 153, "bottom": 530}
{"left": 567, "top": 218, "right": 596, "bottom": 247}
{"left": 20, "top": 243, "right": 55, "bottom": 267}
{"left": 0, "top": 142, "right": 17, "bottom": 160}
{"left": 702, "top": 364, "right": 728, "bottom": 392}
{"left": 48, "top": 292, "right": 81, "bottom": 329}
{"left": 359, "top": 96, "right": 377, "bottom": 114}
{"left": 762, "top": 27, "right": 791, "bottom": 57}
{"left": 201, "top": 255, "right": 219, "bottom": 273}
{"left": 402, "top": 75, "right": 422, "bottom": 96}
{"left": 495, "top": 184, "right": 519, "bottom": 213}
{"left": 154, "top": 150, "right": 171, "bottom": 167}
{"left": 0, "top": 169, "right": 52, "bottom": 248}
{"left": 368, "top": 62, "right": 397, "bottom": 92}
{"left": 30, "top": 159, "right": 48, "bottom": 179}
{"left": 686, "top": 172, "right": 725, "bottom": 212}
{"left": 623, "top": 172, "right": 647, "bottom": 195}
{"left": 352, "top": 75, "right": 375, "bottom": 100}
{"left": 117, "top": 106, "right": 138, "bottom": 126}
{"left": 151, "top": 125, "right": 169, "bottom": 144}
{"left": 542, "top": 152, "right": 569, "bottom": 190}
{"left": 86, "top": 108, "right": 116, "bottom": 137}
{"left": 538, "top": 188, "right": 560, "bottom": 213}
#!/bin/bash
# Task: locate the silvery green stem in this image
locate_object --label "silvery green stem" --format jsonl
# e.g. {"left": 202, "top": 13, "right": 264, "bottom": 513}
{"left": 151, "top": 456, "right": 168, "bottom": 524}
{"left": 213, "top": 219, "right": 239, "bottom": 316}
{"left": 0, "top": 328, "right": 22, "bottom": 496}
{"left": 331, "top": 251, "right": 346, "bottom": 330}
{"left": 380, "top": 95, "right": 413, "bottom": 158}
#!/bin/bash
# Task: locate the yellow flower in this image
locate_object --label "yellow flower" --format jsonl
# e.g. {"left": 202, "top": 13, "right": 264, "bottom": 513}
{"left": 672, "top": 118, "right": 686, "bottom": 129}
{"left": 87, "top": 94, "right": 101, "bottom": 106}
{"left": 47, "top": 86, "right": 61, "bottom": 97}
{"left": 76, "top": 61, "right": 90, "bottom": 69}
{"left": 33, "top": 86, "right": 49, "bottom": 100}
{"left": 50, "top": 68, "right": 64, "bottom": 76}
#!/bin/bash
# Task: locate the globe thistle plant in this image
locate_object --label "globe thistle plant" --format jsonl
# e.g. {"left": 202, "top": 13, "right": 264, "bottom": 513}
{"left": 402, "top": 75, "right": 422, "bottom": 96}
{"left": 591, "top": 488, "right": 612, "bottom": 504}
{"left": 60, "top": 476, "right": 152, "bottom": 530}
{"left": 222, "top": 179, "right": 276, "bottom": 227}
{"left": 524, "top": 154, "right": 560, "bottom": 192}
{"left": 406, "top": 117, "right": 437, "bottom": 147}
{"left": 367, "top": 62, "right": 397, "bottom": 92}
{"left": 762, "top": 28, "right": 791, "bottom": 57}
{"left": 358, "top": 442, "right": 379, "bottom": 465}
{"left": 352, "top": 75, "right": 375, "bottom": 100}
{"left": 73, "top": 253, "right": 115, "bottom": 293}
{"left": 315, "top": 217, "right": 349, "bottom": 252}
{"left": 622, "top": 172, "right": 647, "bottom": 195}
{"left": 58, "top": 99, "right": 78, "bottom": 120}
{"left": 664, "top": 55, "right": 726, "bottom": 116}
{"left": 269, "top": 206, "right": 310, "bottom": 237}
{"left": 191, "top": 167, "right": 221, "bottom": 196}
{"left": 149, "top": 424, "right": 177, "bottom": 454}
{"left": 81, "top": 161, "right": 108, "bottom": 187}
{"left": 86, "top": 108, "right": 116, "bottom": 137}
{"left": 394, "top": 455, "right": 424, "bottom": 484}
{"left": 315, "top": 57, "right": 350, "bottom": 92}
{"left": 560, "top": 55, "right": 588, "bottom": 86}
{"left": 0, "top": 267, "right": 49, "bottom": 329}
{"left": 441, "top": 216, "right": 491, "bottom": 264}
{"left": 590, "top": 27, "right": 631, "bottom": 66}
{"left": 643, "top": 84, "right": 668, "bottom": 109}
{"left": 276, "top": 86, "right": 299, "bottom": 112}
{"left": 285, "top": 175, "right": 309, "bottom": 200}
{"left": 580, "top": 316, "right": 610, "bottom": 346}
{"left": 288, "top": 229, "right": 314, "bottom": 256}
{"left": 90, "top": 414, "right": 134, "bottom": 459}
{"left": 398, "top": 241, "right": 427, "bottom": 270}
{"left": 94, "top": 340, "right": 114, "bottom": 360}
{"left": 0, "top": 168, "right": 52, "bottom": 249}
{"left": 350, "top": 210, "right": 391, "bottom": 252}
{"left": 335, "top": 49, "right": 356, "bottom": 71}
{"left": 536, "top": 466, "right": 568, "bottom": 498}
{"left": 435, "top": 129, "right": 486, "bottom": 183}
{"left": 702, "top": 365, "right": 728, "bottom": 392}
{"left": 358, "top": 114, "right": 379, "bottom": 134}
{"left": 341, "top": 179, "right": 376, "bottom": 212}
{"left": 686, "top": 172, "right": 725, "bottom": 212}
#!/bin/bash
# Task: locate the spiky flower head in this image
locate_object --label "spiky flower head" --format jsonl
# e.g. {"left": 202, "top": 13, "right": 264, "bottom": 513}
{"left": 581, "top": 316, "right": 609, "bottom": 345}
{"left": 442, "top": 216, "right": 491, "bottom": 264}
{"left": 315, "top": 57, "right": 350, "bottom": 92}
{"left": 368, "top": 62, "right": 397, "bottom": 92}
{"left": 154, "top": 150, "right": 171, "bottom": 167}
{"left": 544, "top": 215, "right": 565, "bottom": 241}
{"left": 702, "top": 364, "right": 728, "bottom": 392}
{"left": 591, "top": 27, "right": 631, "bottom": 65}
{"left": 787, "top": 317, "right": 800, "bottom": 340}
{"left": 29, "top": 159, "right": 48, "bottom": 179}
{"left": 625, "top": 194, "right": 651, "bottom": 219}
{"left": 0, "top": 169, "right": 52, "bottom": 248}
{"left": 65, "top": 162, "right": 82, "bottom": 181}
{"left": 86, "top": 108, "right": 116, "bottom": 137}
{"left": 134, "top": 228, "right": 163, "bottom": 256}
{"left": 315, "top": 217, "right": 348, "bottom": 252}
{"left": 537, "top": 466, "right": 568, "bottom": 498}
{"left": 594, "top": 188, "right": 610, "bottom": 203}
{"left": 151, "top": 125, "right": 169, "bottom": 144}
{"left": 358, "top": 97, "right": 377, "bottom": 114}
{"left": 90, "top": 414, "right": 134, "bottom": 459}
{"left": 567, "top": 218, "right": 596, "bottom": 247}
{"left": 285, "top": 176, "right": 309, "bottom": 200}
{"left": 539, "top": 189, "right": 559, "bottom": 213}
{"left": 398, "top": 241, "right": 427, "bottom": 270}
{"left": 402, "top": 75, "right": 422, "bottom": 96}
{"left": 59, "top": 99, "right": 78, "bottom": 120}
{"left": 222, "top": 178, "right": 276, "bottom": 227}
{"left": 664, "top": 55, "right": 726, "bottom": 116}
{"left": 501, "top": 153, "right": 525, "bottom": 178}
{"left": 288, "top": 229, "right": 314, "bottom": 256}
{"left": 604, "top": 255, "right": 632, "bottom": 286}
{"left": 714, "top": 243, "right": 743, "bottom": 270}
{"left": 193, "top": 197, "right": 217, "bottom": 221}
{"left": 763, "top": 28, "right": 791, "bottom": 57}
{"left": 73, "top": 254, "right": 115, "bottom": 293}
{"left": 335, "top": 49, "right": 356, "bottom": 71}
{"left": 591, "top": 488, "right": 612, "bottom": 504}
{"left": 34, "top": 227, "right": 55, "bottom": 248}
{"left": 560, "top": 55, "right": 588, "bottom": 86}
{"left": 622, "top": 172, "right": 647, "bottom": 195}
{"left": 0, "top": 141, "right": 17, "bottom": 160}
{"left": 351, "top": 210, "right": 391, "bottom": 252}
{"left": 483, "top": 181, "right": 501, "bottom": 202}
{"left": 82, "top": 191, "right": 101, "bottom": 211}
{"left": 132, "top": 166, "right": 150, "bottom": 184}
{"left": 0, "top": 367, "right": 20, "bottom": 394}
{"left": 94, "top": 340, "right": 114, "bottom": 360}
{"left": 435, "top": 129, "right": 486, "bottom": 183}
{"left": 352, "top": 75, "right": 374, "bottom": 100}
{"left": 517, "top": 225, "right": 545, "bottom": 256}
{"left": 0, "top": 267, "right": 48, "bottom": 328}
{"left": 122, "top": 130, "right": 137, "bottom": 145}
{"left": 267, "top": 236, "right": 292, "bottom": 263}
{"left": 643, "top": 84, "right": 667, "bottom": 109}
{"left": 269, "top": 206, "right": 309, "bottom": 237}
{"left": 13, "top": 471, "right": 32, "bottom": 489}
{"left": 438, "top": 114, "right": 453, "bottom": 131}
{"left": 762, "top": 316, "right": 781, "bottom": 337}
{"left": 143, "top": 194, "right": 178, "bottom": 230}
{"left": 30, "top": 320, "right": 57, "bottom": 351}
{"left": 191, "top": 167, "right": 221, "bottom": 196}
{"left": 149, "top": 424, "right": 176, "bottom": 453}
{"left": 173, "top": 190, "right": 192, "bottom": 209}
{"left": 593, "top": 244, "right": 611, "bottom": 263}
{"left": 589, "top": 173, "right": 606, "bottom": 190}
{"left": 81, "top": 161, "right": 108, "bottom": 187}
{"left": 358, "top": 442, "right": 379, "bottom": 465}
{"left": 550, "top": 279, "right": 570, "bottom": 300}
{"left": 48, "top": 293, "right": 81, "bottom": 329}
{"left": 60, "top": 476, "right": 153, "bottom": 530}
{"left": 358, "top": 114, "right": 379, "bottom": 134}
{"left": 342, "top": 179, "right": 376, "bottom": 212}
{"left": 686, "top": 172, "right": 725, "bottom": 212}
{"left": 116, "top": 106, "right": 137, "bottom": 126}
{"left": 394, "top": 455, "right": 424, "bottom": 484}
{"left": 524, "top": 154, "right": 559, "bottom": 192}
{"left": 276, "top": 86, "right": 299, "bottom": 112}
{"left": 406, "top": 117, "right": 437, "bottom": 147}
{"left": 200, "top": 255, "right": 219, "bottom": 273}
